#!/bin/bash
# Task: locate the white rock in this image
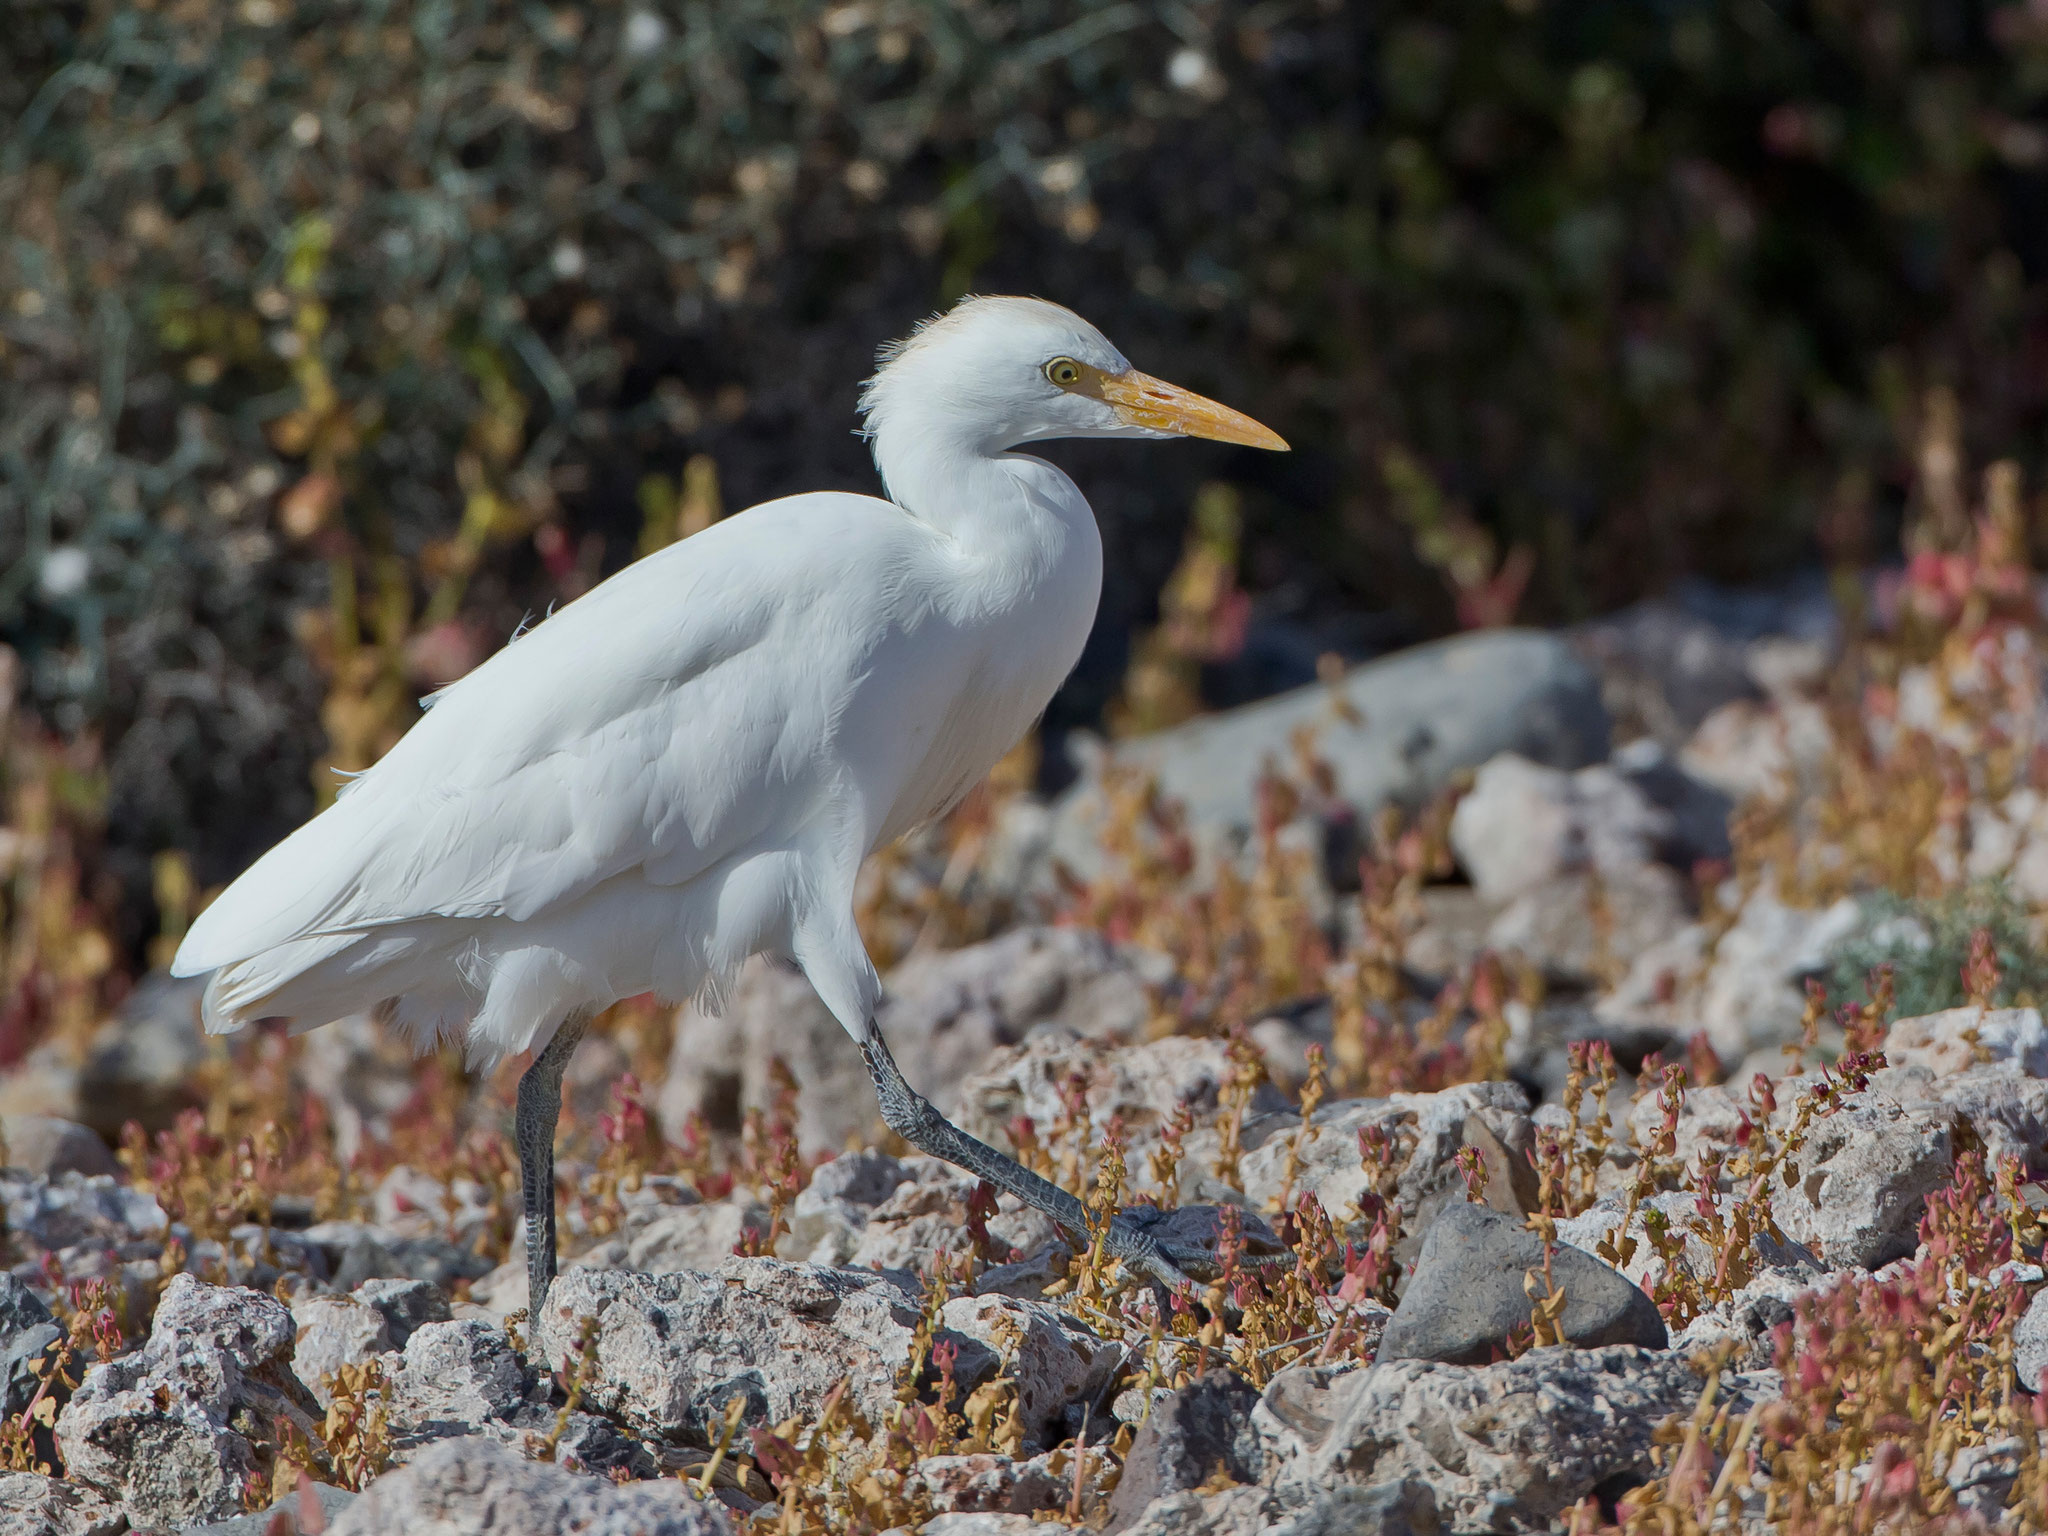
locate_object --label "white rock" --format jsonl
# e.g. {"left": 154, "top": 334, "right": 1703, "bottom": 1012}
{"left": 1669, "top": 1269, "right": 1830, "bottom": 1368}
{"left": 328, "top": 1435, "right": 731, "bottom": 1535}
{"left": 537, "top": 1260, "right": 990, "bottom": 1447}
{"left": 660, "top": 928, "right": 1157, "bottom": 1157}
{"left": 952, "top": 1029, "right": 1287, "bottom": 1171}
{"left": 1766, "top": 1100, "right": 1953, "bottom": 1269}
{"left": 845, "top": 1159, "right": 1057, "bottom": 1274}
{"left": 940, "top": 1293, "right": 1122, "bottom": 1447}
{"left": 55, "top": 1276, "right": 315, "bottom": 1526}
{"left": 573, "top": 1202, "right": 765, "bottom": 1275}
{"left": 1555, "top": 1190, "right": 1825, "bottom": 1291}
{"left": 1233, "top": 1081, "right": 1532, "bottom": 1243}
{"left": 391, "top": 1319, "right": 526, "bottom": 1428}
{"left": 1449, "top": 754, "right": 1672, "bottom": 901}
{"left": 2014, "top": 1289, "right": 2048, "bottom": 1394}
{"left": 0, "top": 1473, "right": 125, "bottom": 1536}
{"left": 1299, "top": 1347, "right": 1707, "bottom": 1529}
{"left": 1884, "top": 1007, "right": 2048, "bottom": 1077}
{"left": 903, "top": 1453, "right": 1069, "bottom": 1517}
{"left": 291, "top": 1295, "right": 392, "bottom": 1407}
{"left": 1693, "top": 886, "right": 1860, "bottom": 1059}
{"left": 784, "top": 1149, "right": 908, "bottom": 1265}
{"left": 1682, "top": 695, "right": 1832, "bottom": 801}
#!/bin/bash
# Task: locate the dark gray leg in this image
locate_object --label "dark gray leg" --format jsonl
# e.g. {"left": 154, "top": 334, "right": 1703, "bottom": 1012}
{"left": 518, "top": 1011, "right": 591, "bottom": 1320}
{"left": 860, "top": 1027, "right": 1207, "bottom": 1290}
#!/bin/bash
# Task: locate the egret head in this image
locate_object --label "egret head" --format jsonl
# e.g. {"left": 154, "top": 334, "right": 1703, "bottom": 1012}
{"left": 859, "top": 296, "right": 1287, "bottom": 465}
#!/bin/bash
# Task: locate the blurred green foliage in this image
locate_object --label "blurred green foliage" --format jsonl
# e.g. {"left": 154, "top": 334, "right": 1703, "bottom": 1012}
{"left": 4, "top": 0, "right": 2048, "bottom": 897}
{"left": 1831, "top": 882, "right": 2048, "bottom": 1016}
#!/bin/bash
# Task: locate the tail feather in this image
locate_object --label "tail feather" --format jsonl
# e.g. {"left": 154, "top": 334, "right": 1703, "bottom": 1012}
{"left": 173, "top": 792, "right": 387, "bottom": 979}
{"left": 199, "top": 932, "right": 362, "bottom": 1032}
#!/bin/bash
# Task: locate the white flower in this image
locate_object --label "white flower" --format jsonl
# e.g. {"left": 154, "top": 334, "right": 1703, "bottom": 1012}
{"left": 39, "top": 546, "right": 90, "bottom": 599}
{"left": 624, "top": 10, "right": 668, "bottom": 55}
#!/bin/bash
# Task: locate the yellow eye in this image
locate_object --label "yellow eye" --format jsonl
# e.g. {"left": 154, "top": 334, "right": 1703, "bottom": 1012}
{"left": 1045, "top": 357, "right": 1083, "bottom": 387}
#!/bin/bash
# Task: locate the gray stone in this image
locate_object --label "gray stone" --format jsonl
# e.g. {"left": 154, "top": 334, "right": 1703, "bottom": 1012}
{"left": 0, "top": 1171, "right": 166, "bottom": 1252}
{"left": 0, "top": 1272, "right": 60, "bottom": 1418}
{"left": 846, "top": 1160, "right": 1058, "bottom": 1275}
{"left": 1767, "top": 1100, "right": 1952, "bottom": 1269}
{"left": 1051, "top": 630, "right": 1610, "bottom": 869}
{"left": 1948, "top": 1437, "right": 2022, "bottom": 1525}
{"left": 290, "top": 1294, "right": 392, "bottom": 1408}
{"left": 1231, "top": 1082, "right": 1533, "bottom": 1255}
{"left": 187, "top": 1483, "right": 357, "bottom": 1535}
{"left": 904, "top": 1453, "right": 1070, "bottom": 1516}
{"left": 572, "top": 1201, "right": 766, "bottom": 1275}
{"left": 550, "top": 1409, "right": 662, "bottom": 1481}
{"left": 0, "top": 1473, "right": 126, "bottom": 1536}
{"left": 1884, "top": 1006, "right": 2048, "bottom": 1077}
{"left": 2015, "top": 1289, "right": 2048, "bottom": 1394}
{"left": 1608, "top": 737, "right": 1734, "bottom": 868}
{"left": 1118, "top": 1480, "right": 1442, "bottom": 1536}
{"left": 1449, "top": 754, "right": 1673, "bottom": 901}
{"left": 784, "top": 1150, "right": 909, "bottom": 1265}
{"left": 352, "top": 1276, "right": 450, "bottom": 1348}
{"left": 72, "top": 970, "right": 210, "bottom": 1139}
{"left": 659, "top": 927, "right": 1157, "bottom": 1158}
{"left": 1104, "top": 1372, "right": 1262, "bottom": 1532}
{"left": 55, "top": 1275, "right": 317, "bottom": 1526}
{"left": 954, "top": 1029, "right": 1290, "bottom": 1175}
{"left": 940, "top": 1293, "right": 1122, "bottom": 1448}
{"left": 1571, "top": 596, "right": 1764, "bottom": 746}
{"left": 537, "top": 1259, "right": 994, "bottom": 1447}
{"left": 390, "top": 1319, "right": 526, "bottom": 1429}
{"left": 1377, "top": 1203, "right": 1666, "bottom": 1365}
{"left": 328, "top": 1436, "right": 733, "bottom": 1536}
{"left": 1116, "top": 1202, "right": 1284, "bottom": 1262}
{"left": 0, "top": 1116, "right": 118, "bottom": 1178}
{"left": 300, "top": 1221, "right": 494, "bottom": 1292}
{"left": 1304, "top": 1346, "right": 1703, "bottom": 1530}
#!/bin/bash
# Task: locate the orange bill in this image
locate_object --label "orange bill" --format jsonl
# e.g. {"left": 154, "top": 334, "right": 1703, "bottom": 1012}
{"left": 1091, "top": 369, "right": 1289, "bottom": 450}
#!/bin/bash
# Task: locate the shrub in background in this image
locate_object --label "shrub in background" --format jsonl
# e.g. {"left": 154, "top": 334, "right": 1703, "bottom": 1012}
{"left": 7, "top": 0, "right": 2048, "bottom": 915}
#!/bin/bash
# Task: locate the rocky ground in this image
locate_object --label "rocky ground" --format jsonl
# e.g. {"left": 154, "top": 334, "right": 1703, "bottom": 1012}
{"left": 6, "top": 559, "right": 2048, "bottom": 1534}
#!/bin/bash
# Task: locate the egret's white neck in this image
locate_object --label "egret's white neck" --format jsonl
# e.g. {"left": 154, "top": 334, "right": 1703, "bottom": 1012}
{"left": 870, "top": 417, "right": 1015, "bottom": 531}
{"left": 865, "top": 392, "right": 1088, "bottom": 555}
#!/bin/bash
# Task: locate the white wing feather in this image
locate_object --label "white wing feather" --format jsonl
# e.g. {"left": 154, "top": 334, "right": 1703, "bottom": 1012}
{"left": 172, "top": 492, "right": 925, "bottom": 977}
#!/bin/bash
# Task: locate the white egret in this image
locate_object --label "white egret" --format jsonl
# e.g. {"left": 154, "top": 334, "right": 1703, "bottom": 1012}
{"left": 171, "top": 295, "right": 1287, "bottom": 1312}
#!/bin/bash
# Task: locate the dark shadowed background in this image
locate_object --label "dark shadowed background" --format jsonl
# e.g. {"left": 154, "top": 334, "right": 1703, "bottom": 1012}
{"left": 5, "top": 0, "right": 2048, "bottom": 955}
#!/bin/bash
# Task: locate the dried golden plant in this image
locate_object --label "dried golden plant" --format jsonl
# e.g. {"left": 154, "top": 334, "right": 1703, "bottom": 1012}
{"left": 1268, "top": 1043, "right": 1328, "bottom": 1217}
{"left": 315, "top": 1359, "right": 395, "bottom": 1491}
{"left": 1209, "top": 1028, "right": 1268, "bottom": 1190}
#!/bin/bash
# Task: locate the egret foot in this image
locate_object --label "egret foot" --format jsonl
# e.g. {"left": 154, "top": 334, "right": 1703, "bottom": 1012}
{"left": 859, "top": 1029, "right": 1253, "bottom": 1291}
{"left": 516, "top": 1010, "right": 592, "bottom": 1326}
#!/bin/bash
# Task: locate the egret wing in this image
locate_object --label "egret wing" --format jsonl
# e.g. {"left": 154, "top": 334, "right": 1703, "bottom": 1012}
{"left": 172, "top": 493, "right": 913, "bottom": 974}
